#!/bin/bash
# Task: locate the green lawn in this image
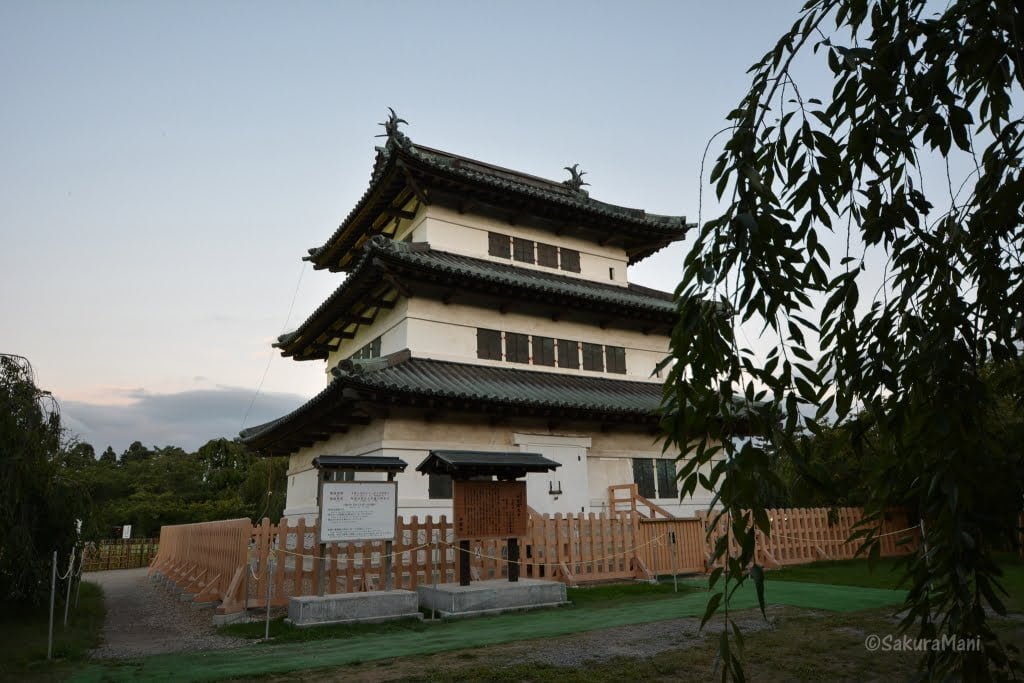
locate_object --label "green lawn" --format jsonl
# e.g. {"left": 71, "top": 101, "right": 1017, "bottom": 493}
{"left": 768, "top": 552, "right": 1024, "bottom": 612}
{"left": 0, "top": 581, "right": 105, "bottom": 682}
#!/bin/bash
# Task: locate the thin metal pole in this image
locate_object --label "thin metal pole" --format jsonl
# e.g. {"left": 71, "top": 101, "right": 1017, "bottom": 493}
{"left": 47, "top": 551, "right": 57, "bottom": 660}
{"left": 63, "top": 547, "right": 76, "bottom": 626}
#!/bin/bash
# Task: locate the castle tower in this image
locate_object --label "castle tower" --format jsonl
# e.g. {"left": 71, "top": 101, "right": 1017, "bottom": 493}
{"left": 241, "top": 113, "right": 715, "bottom": 520}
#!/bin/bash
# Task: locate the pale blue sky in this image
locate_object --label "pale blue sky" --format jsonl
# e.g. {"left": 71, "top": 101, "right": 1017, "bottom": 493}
{"left": 1, "top": 1, "right": 814, "bottom": 451}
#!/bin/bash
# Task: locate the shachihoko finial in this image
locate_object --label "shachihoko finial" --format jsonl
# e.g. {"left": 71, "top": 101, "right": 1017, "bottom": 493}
{"left": 376, "top": 107, "right": 409, "bottom": 139}
{"left": 563, "top": 163, "right": 590, "bottom": 192}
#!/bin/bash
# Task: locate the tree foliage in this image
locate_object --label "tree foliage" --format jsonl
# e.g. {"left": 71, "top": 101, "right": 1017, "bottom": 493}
{"left": 0, "top": 355, "right": 85, "bottom": 606}
{"left": 0, "top": 353, "right": 287, "bottom": 606}
{"left": 662, "top": 0, "right": 1023, "bottom": 679}
{"left": 71, "top": 438, "right": 288, "bottom": 539}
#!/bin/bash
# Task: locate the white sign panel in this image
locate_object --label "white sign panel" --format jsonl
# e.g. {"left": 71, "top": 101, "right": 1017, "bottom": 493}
{"left": 320, "top": 481, "right": 396, "bottom": 543}
{"left": 121, "top": 525, "right": 132, "bottom": 540}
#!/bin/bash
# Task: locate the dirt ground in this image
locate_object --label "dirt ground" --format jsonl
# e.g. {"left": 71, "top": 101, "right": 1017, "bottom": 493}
{"left": 86, "top": 567, "right": 778, "bottom": 674}
{"left": 87, "top": 568, "right": 246, "bottom": 658}
{"left": 257, "top": 607, "right": 788, "bottom": 682}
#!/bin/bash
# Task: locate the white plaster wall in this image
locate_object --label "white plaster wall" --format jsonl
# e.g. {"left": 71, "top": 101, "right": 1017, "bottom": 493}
{"left": 512, "top": 433, "right": 591, "bottom": 515}
{"left": 282, "top": 416, "right": 719, "bottom": 522}
{"left": 283, "top": 421, "right": 387, "bottom": 519}
{"left": 413, "top": 205, "right": 630, "bottom": 286}
{"left": 325, "top": 300, "right": 410, "bottom": 374}
{"left": 405, "top": 298, "right": 669, "bottom": 381}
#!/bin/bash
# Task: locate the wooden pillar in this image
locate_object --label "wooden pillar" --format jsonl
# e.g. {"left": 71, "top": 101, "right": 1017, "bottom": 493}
{"left": 507, "top": 537, "right": 519, "bottom": 582}
{"left": 317, "top": 469, "right": 327, "bottom": 597}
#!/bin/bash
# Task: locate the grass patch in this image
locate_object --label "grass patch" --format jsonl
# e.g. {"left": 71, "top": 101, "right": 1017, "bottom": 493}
{"left": 768, "top": 552, "right": 1024, "bottom": 612}
{"left": 769, "top": 558, "right": 908, "bottom": 590}
{"left": 0, "top": 581, "right": 105, "bottom": 682}
{"left": 566, "top": 579, "right": 697, "bottom": 608}
{"left": 219, "top": 615, "right": 429, "bottom": 643}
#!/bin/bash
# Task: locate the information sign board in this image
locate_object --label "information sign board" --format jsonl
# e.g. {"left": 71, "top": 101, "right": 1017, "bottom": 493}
{"left": 319, "top": 481, "right": 397, "bottom": 543}
{"left": 453, "top": 481, "right": 528, "bottom": 539}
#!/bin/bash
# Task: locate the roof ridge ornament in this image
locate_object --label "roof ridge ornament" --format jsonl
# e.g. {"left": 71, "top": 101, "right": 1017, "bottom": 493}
{"left": 376, "top": 107, "right": 411, "bottom": 148}
{"left": 366, "top": 234, "right": 396, "bottom": 251}
{"left": 562, "top": 163, "right": 590, "bottom": 195}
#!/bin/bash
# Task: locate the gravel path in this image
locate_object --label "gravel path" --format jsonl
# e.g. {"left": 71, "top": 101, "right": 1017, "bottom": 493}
{"left": 494, "top": 605, "right": 785, "bottom": 669}
{"left": 87, "top": 568, "right": 247, "bottom": 659}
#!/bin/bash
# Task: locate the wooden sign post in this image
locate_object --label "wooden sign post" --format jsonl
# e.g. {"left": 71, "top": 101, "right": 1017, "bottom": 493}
{"left": 453, "top": 481, "right": 528, "bottom": 585}
{"left": 312, "top": 455, "right": 407, "bottom": 596}
{"left": 416, "top": 450, "right": 560, "bottom": 587}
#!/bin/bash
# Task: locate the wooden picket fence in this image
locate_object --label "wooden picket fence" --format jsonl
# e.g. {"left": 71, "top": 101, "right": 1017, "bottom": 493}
{"left": 149, "top": 505, "right": 921, "bottom": 616}
{"left": 698, "top": 507, "right": 919, "bottom": 569}
{"left": 81, "top": 538, "right": 160, "bottom": 572}
{"left": 231, "top": 511, "right": 654, "bottom": 610}
{"left": 638, "top": 518, "right": 708, "bottom": 575}
{"left": 148, "top": 518, "right": 252, "bottom": 614}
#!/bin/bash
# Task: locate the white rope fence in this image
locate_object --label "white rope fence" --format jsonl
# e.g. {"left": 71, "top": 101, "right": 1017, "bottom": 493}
{"left": 47, "top": 545, "right": 87, "bottom": 660}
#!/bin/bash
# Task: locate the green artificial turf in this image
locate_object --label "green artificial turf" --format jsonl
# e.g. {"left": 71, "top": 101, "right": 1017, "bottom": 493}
{"left": 73, "top": 579, "right": 906, "bottom": 682}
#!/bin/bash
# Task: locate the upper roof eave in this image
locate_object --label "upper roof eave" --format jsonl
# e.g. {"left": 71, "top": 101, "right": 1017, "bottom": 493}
{"left": 305, "top": 138, "right": 689, "bottom": 272}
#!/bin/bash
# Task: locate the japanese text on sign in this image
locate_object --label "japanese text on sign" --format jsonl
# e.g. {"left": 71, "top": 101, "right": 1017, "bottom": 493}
{"left": 320, "top": 481, "right": 396, "bottom": 543}
{"left": 453, "top": 481, "right": 527, "bottom": 539}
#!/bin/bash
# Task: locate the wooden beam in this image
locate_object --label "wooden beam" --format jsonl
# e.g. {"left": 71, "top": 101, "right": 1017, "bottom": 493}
{"left": 598, "top": 234, "right": 625, "bottom": 247}
{"left": 381, "top": 216, "right": 401, "bottom": 236}
{"left": 383, "top": 208, "right": 417, "bottom": 220}
{"left": 382, "top": 272, "right": 412, "bottom": 299}
{"left": 397, "top": 161, "right": 430, "bottom": 205}
{"left": 330, "top": 313, "right": 375, "bottom": 327}
{"left": 369, "top": 298, "right": 397, "bottom": 310}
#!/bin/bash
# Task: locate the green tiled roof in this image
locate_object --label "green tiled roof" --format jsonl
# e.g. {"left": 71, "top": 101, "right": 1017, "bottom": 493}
{"left": 240, "top": 352, "right": 665, "bottom": 455}
{"left": 276, "top": 236, "right": 678, "bottom": 361}
{"left": 306, "top": 136, "right": 691, "bottom": 272}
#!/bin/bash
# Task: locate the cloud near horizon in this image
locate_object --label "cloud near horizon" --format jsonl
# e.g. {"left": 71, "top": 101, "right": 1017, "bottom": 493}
{"left": 60, "top": 386, "right": 308, "bottom": 454}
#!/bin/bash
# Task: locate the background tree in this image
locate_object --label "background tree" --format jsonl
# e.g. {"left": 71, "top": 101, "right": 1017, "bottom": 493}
{"left": 662, "top": 0, "right": 1023, "bottom": 678}
{"left": 68, "top": 437, "right": 289, "bottom": 537}
{"left": 0, "top": 354, "right": 85, "bottom": 607}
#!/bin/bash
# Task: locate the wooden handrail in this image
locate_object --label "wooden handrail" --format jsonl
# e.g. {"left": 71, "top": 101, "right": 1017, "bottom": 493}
{"left": 608, "top": 483, "right": 676, "bottom": 519}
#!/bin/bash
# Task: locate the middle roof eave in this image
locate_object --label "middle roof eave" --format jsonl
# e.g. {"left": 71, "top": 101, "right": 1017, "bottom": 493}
{"left": 276, "top": 237, "right": 678, "bottom": 361}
